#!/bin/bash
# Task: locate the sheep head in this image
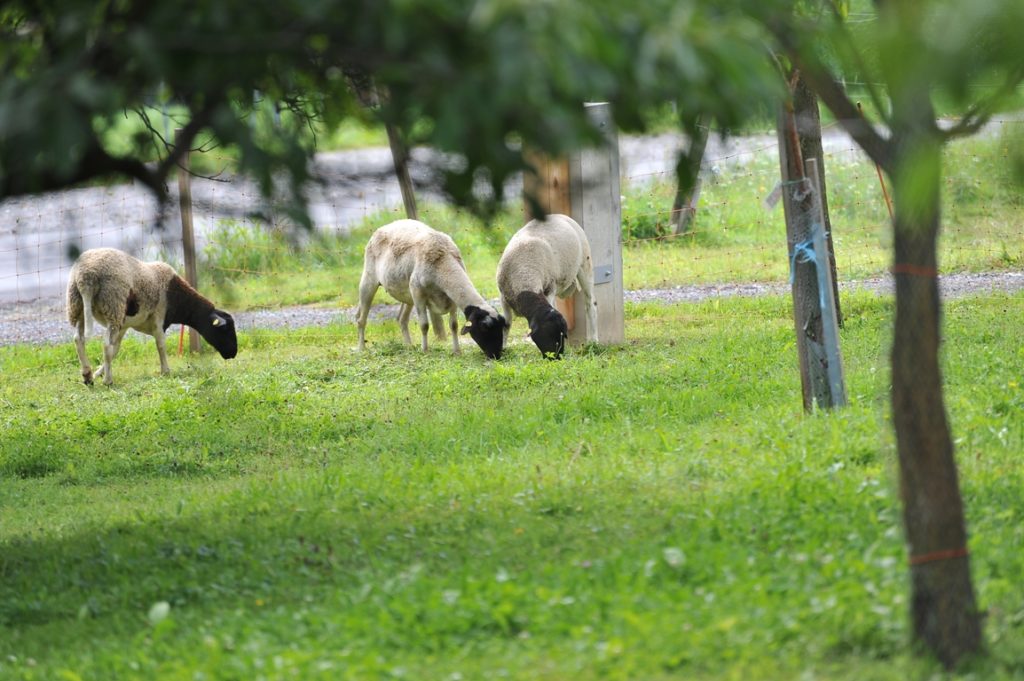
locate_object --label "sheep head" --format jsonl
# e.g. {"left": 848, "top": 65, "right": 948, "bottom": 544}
{"left": 198, "top": 310, "right": 238, "bottom": 360}
{"left": 461, "top": 305, "right": 508, "bottom": 360}
{"left": 527, "top": 307, "right": 568, "bottom": 360}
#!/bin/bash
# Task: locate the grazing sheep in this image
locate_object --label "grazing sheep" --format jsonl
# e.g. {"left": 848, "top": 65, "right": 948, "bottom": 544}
{"left": 67, "top": 248, "right": 237, "bottom": 385}
{"left": 496, "top": 214, "right": 598, "bottom": 359}
{"left": 355, "top": 219, "right": 507, "bottom": 359}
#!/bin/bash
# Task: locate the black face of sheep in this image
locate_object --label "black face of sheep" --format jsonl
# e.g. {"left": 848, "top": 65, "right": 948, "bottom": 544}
{"left": 462, "top": 306, "right": 508, "bottom": 360}
{"left": 198, "top": 310, "right": 238, "bottom": 359}
{"left": 528, "top": 308, "right": 568, "bottom": 360}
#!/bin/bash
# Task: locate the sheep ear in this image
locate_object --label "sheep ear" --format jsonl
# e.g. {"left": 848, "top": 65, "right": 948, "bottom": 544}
{"left": 461, "top": 323, "right": 472, "bottom": 336}
{"left": 210, "top": 313, "right": 225, "bottom": 327}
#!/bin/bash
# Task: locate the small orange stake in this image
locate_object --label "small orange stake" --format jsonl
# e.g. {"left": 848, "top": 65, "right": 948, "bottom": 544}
{"left": 858, "top": 102, "right": 894, "bottom": 220}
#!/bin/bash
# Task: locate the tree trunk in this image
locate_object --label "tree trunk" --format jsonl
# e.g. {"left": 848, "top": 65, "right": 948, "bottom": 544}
{"left": 773, "top": 7, "right": 983, "bottom": 666}
{"left": 792, "top": 75, "right": 842, "bottom": 326}
{"left": 386, "top": 122, "right": 418, "bottom": 221}
{"left": 670, "top": 114, "right": 710, "bottom": 235}
{"left": 889, "top": 106, "right": 981, "bottom": 668}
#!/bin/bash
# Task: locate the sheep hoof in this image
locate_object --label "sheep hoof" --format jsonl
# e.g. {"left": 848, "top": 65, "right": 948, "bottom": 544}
{"left": 82, "top": 371, "right": 94, "bottom": 385}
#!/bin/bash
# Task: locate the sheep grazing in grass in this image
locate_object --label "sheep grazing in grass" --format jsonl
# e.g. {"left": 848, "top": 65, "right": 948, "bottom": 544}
{"left": 356, "top": 219, "right": 507, "bottom": 359}
{"left": 496, "top": 214, "right": 598, "bottom": 359}
{"left": 67, "top": 248, "right": 237, "bottom": 385}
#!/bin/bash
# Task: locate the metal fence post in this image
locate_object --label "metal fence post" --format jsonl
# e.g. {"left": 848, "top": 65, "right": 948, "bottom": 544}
{"left": 807, "top": 158, "right": 847, "bottom": 406}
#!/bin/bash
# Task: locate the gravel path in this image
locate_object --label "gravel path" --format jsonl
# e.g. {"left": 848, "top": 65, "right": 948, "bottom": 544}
{"left": 3, "top": 270, "right": 1022, "bottom": 347}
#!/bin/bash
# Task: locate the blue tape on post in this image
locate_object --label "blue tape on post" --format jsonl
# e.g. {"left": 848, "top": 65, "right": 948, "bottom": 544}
{"left": 789, "top": 222, "right": 832, "bottom": 311}
{"left": 789, "top": 238, "right": 816, "bottom": 285}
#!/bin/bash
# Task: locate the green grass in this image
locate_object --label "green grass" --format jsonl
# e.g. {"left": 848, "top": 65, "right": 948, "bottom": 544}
{"left": 619, "top": 123, "right": 1024, "bottom": 286}
{"left": 199, "top": 126, "right": 1024, "bottom": 311}
{"left": 2, "top": 291, "right": 1024, "bottom": 680}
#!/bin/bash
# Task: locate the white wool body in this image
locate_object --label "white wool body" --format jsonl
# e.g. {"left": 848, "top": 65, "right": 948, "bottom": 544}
{"left": 67, "top": 247, "right": 236, "bottom": 385}
{"left": 496, "top": 214, "right": 598, "bottom": 355}
{"left": 355, "top": 220, "right": 505, "bottom": 358}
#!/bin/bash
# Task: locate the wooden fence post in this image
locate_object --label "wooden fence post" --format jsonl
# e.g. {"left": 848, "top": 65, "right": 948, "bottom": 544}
{"left": 175, "top": 128, "right": 200, "bottom": 353}
{"left": 569, "top": 102, "right": 625, "bottom": 344}
{"left": 523, "top": 103, "right": 625, "bottom": 345}
{"left": 523, "top": 150, "right": 576, "bottom": 331}
{"left": 775, "top": 107, "right": 846, "bottom": 410}
{"left": 793, "top": 74, "right": 842, "bottom": 326}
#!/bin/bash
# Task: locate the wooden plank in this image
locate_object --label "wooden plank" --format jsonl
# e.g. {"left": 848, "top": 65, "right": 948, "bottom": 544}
{"left": 523, "top": 151, "right": 572, "bottom": 217}
{"left": 524, "top": 151, "right": 576, "bottom": 331}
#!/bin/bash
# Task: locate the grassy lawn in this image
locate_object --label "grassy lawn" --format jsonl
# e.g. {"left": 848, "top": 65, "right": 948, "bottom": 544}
{"left": 2, "top": 290, "right": 1024, "bottom": 679}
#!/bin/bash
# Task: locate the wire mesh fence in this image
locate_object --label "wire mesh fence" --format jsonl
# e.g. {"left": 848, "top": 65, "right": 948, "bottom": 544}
{"left": 0, "top": 145, "right": 429, "bottom": 306}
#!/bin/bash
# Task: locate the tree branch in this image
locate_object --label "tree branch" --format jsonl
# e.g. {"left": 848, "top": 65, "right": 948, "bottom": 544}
{"left": 133, "top": 105, "right": 172, "bottom": 162}
{"left": 771, "top": 26, "right": 894, "bottom": 171}
{"left": 0, "top": 142, "right": 165, "bottom": 200}
{"left": 155, "top": 103, "right": 219, "bottom": 180}
{"left": 1, "top": 100, "right": 226, "bottom": 202}
{"left": 939, "top": 68, "right": 1024, "bottom": 141}
{"left": 825, "top": 3, "right": 890, "bottom": 126}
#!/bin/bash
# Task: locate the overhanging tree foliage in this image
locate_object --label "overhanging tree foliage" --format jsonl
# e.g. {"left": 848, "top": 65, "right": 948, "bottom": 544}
{"left": 0, "top": 0, "right": 778, "bottom": 222}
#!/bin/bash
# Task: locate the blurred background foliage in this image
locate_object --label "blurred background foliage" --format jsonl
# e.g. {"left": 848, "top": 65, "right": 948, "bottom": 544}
{"left": 0, "top": 0, "right": 779, "bottom": 224}
{"left": 0, "top": 0, "right": 1021, "bottom": 226}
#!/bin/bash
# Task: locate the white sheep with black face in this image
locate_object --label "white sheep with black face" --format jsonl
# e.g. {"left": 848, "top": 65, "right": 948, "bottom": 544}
{"left": 496, "top": 214, "right": 598, "bottom": 359}
{"left": 67, "top": 248, "right": 237, "bottom": 385}
{"left": 355, "top": 219, "right": 508, "bottom": 359}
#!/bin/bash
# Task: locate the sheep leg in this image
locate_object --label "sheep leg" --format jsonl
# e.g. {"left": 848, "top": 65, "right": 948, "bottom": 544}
{"left": 449, "top": 305, "right": 461, "bottom": 355}
{"left": 153, "top": 326, "right": 171, "bottom": 375}
{"left": 397, "top": 303, "right": 414, "bottom": 346}
{"left": 99, "top": 325, "right": 127, "bottom": 386}
{"left": 409, "top": 289, "right": 431, "bottom": 352}
{"left": 356, "top": 273, "right": 379, "bottom": 351}
{"left": 73, "top": 319, "right": 94, "bottom": 385}
{"left": 416, "top": 305, "right": 431, "bottom": 352}
{"left": 500, "top": 298, "right": 515, "bottom": 347}
{"left": 577, "top": 271, "right": 599, "bottom": 343}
